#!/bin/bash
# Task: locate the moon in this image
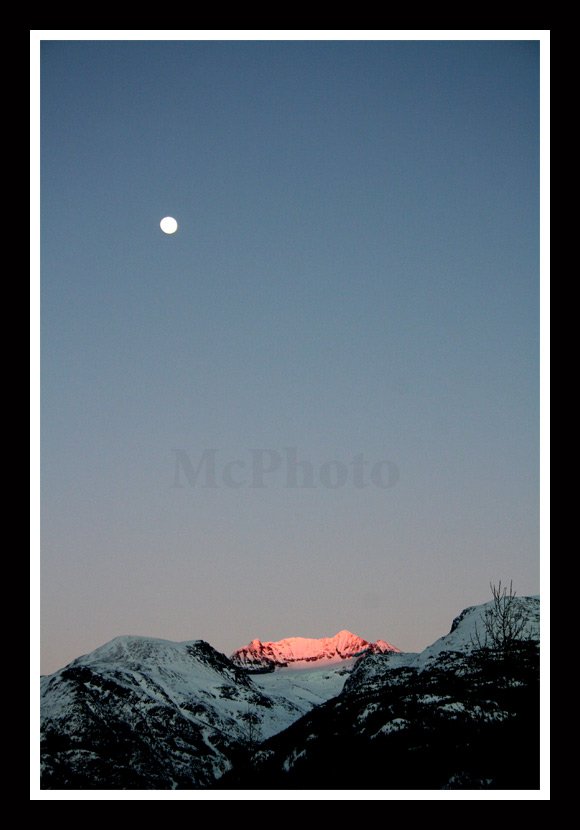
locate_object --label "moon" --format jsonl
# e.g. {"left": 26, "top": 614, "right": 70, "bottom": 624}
{"left": 160, "top": 216, "right": 178, "bottom": 234}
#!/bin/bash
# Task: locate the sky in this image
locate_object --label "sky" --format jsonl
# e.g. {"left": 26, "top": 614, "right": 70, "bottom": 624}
{"left": 40, "top": 40, "right": 539, "bottom": 674}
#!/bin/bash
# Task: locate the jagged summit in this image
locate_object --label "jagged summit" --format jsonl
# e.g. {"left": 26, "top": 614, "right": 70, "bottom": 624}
{"left": 231, "top": 629, "right": 399, "bottom": 669}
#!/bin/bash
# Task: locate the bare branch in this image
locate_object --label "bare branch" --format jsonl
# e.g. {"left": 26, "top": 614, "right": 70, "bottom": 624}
{"left": 473, "top": 581, "right": 529, "bottom": 658}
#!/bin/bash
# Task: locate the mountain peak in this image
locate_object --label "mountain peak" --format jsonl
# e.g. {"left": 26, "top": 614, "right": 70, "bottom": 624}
{"left": 231, "top": 630, "right": 399, "bottom": 669}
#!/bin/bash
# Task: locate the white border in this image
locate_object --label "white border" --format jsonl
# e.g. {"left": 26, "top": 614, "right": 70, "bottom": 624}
{"left": 32, "top": 29, "right": 545, "bottom": 41}
{"left": 30, "top": 31, "right": 41, "bottom": 802}
{"left": 538, "top": 29, "right": 550, "bottom": 803}
{"left": 31, "top": 29, "right": 549, "bottom": 801}
{"left": 35, "top": 789, "right": 544, "bottom": 801}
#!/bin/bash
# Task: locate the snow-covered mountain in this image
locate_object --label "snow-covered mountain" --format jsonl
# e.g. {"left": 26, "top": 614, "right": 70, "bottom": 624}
{"left": 40, "top": 634, "right": 365, "bottom": 788}
{"left": 223, "top": 596, "right": 541, "bottom": 790}
{"left": 41, "top": 636, "right": 311, "bottom": 788}
{"left": 342, "top": 594, "right": 540, "bottom": 695}
{"left": 231, "top": 629, "right": 399, "bottom": 670}
{"left": 416, "top": 594, "right": 539, "bottom": 665}
{"left": 40, "top": 597, "right": 540, "bottom": 789}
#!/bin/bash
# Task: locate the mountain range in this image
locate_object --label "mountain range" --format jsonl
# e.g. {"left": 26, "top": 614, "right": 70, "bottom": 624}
{"left": 231, "top": 629, "right": 399, "bottom": 670}
{"left": 40, "top": 596, "right": 540, "bottom": 789}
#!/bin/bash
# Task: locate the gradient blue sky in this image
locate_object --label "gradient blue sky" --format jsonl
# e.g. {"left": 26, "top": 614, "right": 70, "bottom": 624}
{"left": 41, "top": 40, "right": 539, "bottom": 674}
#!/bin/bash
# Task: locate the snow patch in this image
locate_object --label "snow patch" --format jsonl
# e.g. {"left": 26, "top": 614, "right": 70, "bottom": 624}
{"left": 371, "top": 718, "right": 410, "bottom": 739}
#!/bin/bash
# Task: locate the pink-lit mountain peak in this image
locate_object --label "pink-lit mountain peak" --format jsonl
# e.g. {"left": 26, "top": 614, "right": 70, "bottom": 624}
{"left": 232, "top": 629, "right": 399, "bottom": 669}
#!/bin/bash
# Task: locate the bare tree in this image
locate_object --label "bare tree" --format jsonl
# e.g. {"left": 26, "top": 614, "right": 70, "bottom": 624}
{"left": 471, "top": 580, "right": 529, "bottom": 656}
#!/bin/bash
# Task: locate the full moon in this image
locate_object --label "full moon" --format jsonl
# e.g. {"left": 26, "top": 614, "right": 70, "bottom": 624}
{"left": 160, "top": 216, "right": 178, "bottom": 234}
